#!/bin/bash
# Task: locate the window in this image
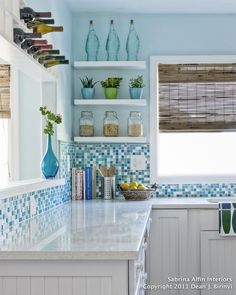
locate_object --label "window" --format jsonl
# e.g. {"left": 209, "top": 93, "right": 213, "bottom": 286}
{"left": 0, "top": 119, "right": 9, "bottom": 185}
{"left": 0, "top": 64, "right": 10, "bottom": 185}
{"left": 158, "top": 132, "right": 236, "bottom": 176}
{"left": 150, "top": 57, "right": 236, "bottom": 182}
{"left": 158, "top": 63, "right": 236, "bottom": 177}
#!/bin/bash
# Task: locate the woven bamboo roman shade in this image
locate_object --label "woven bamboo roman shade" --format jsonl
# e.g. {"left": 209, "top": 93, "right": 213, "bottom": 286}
{"left": 159, "top": 63, "right": 236, "bottom": 132}
{"left": 0, "top": 65, "right": 10, "bottom": 119}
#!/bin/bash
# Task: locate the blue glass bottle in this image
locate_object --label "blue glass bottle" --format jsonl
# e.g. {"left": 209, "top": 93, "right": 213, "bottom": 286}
{"left": 106, "top": 20, "right": 120, "bottom": 61}
{"left": 85, "top": 20, "right": 100, "bottom": 61}
{"left": 41, "top": 134, "right": 59, "bottom": 179}
{"left": 126, "top": 20, "right": 140, "bottom": 61}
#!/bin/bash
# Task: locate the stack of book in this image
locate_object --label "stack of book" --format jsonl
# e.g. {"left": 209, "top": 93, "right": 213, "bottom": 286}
{"left": 72, "top": 167, "right": 96, "bottom": 200}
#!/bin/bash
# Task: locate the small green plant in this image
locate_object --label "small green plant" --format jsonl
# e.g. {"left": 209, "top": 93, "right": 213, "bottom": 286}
{"left": 129, "top": 75, "right": 145, "bottom": 88}
{"left": 80, "top": 76, "right": 99, "bottom": 88}
{"left": 101, "top": 77, "right": 123, "bottom": 88}
{"left": 40, "top": 106, "right": 62, "bottom": 135}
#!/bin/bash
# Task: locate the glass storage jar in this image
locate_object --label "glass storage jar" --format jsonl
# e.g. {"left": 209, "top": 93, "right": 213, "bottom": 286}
{"left": 128, "top": 111, "right": 143, "bottom": 137}
{"left": 103, "top": 111, "right": 119, "bottom": 137}
{"left": 79, "top": 111, "right": 94, "bottom": 137}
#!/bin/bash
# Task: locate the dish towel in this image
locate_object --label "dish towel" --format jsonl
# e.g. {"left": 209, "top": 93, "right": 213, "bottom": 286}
{"left": 219, "top": 202, "right": 236, "bottom": 236}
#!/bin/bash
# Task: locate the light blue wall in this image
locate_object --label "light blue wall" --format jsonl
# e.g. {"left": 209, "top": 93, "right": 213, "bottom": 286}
{"left": 72, "top": 13, "right": 236, "bottom": 137}
{"left": 27, "top": 0, "right": 73, "bottom": 141}
{"left": 73, "top": 13, "right": 236, "bottom": 60}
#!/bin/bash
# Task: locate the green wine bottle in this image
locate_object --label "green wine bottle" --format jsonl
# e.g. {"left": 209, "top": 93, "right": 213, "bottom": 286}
{"left": 38, "top": 55, "right": 65, "bottom": 65}
{"left": 44, "top": 60, "right": 69, "bottom": 68}
{"left": 33, "top": 50, "right": 60, "bottom": 59}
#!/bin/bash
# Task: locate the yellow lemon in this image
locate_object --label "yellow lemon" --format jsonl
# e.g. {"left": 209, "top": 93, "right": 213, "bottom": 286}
{"left": 138, "top": 184, "right": 146, "bottom": 191}
{"left": 130, "top": 184, "right": 138, "bottom": 190}
{"left": 130, "top": 181, "right": 138, "bottom": 187}
{"left": 120, "top": 183, "right": 130, "bottom": 190}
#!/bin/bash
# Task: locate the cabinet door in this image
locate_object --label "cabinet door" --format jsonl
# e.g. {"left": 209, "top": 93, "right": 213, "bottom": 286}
{"left": 149, "top": 210, "right": 188, "bottom": 294}
{"left": 201, "top": 231, "right": 236, "bottom": 295}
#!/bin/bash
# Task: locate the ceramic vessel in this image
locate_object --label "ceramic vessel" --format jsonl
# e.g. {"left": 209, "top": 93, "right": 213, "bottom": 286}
{"left": 104, "top": 88, "right": 118, "bottom": 99}
{"left": 81, "top": 88, "right": 95, "bottom": 99}
{"left": 129, "top": 87, "right": 143, "bottom": 99}
{"left": 41, "top": 134, "right": 59, "bottom": 179}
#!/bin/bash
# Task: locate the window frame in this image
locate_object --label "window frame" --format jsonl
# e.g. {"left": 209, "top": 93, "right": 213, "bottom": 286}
{"left": 149, "top": 55, "right": 236, "bottom": 184}
{"left": 8, "top": 66, "right": 20, "bottom": 181}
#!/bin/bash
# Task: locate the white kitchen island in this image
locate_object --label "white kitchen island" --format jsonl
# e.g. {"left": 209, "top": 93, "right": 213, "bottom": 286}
{"left": 0, "top": 198, "right": 221, "bottom": 295}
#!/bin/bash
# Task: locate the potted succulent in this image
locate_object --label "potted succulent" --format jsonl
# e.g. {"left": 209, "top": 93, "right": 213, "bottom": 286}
{"left": 129, "top": 75, "right": 145, "bottom": 99}
{"left": 101, "top": 77, "right": 122, "bottom": 99}
{"left": 80, "top": 76, "right": 99, "bottom": 99}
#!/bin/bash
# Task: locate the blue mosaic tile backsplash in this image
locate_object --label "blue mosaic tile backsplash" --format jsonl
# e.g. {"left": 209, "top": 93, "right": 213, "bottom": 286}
{"left": 59, "top": 141, "right": 236, "bottom": 199}
{"left": 2, "top": 140, "right": 236, "bottom": 234}
{"left": 0, "top": 184, "right": 69, "bottom": 233}
{"left": 59, "top": 141, "right": 150, "bottom": 197}
{"left": 156, "top": 183, "right": 236, "bottom": 198}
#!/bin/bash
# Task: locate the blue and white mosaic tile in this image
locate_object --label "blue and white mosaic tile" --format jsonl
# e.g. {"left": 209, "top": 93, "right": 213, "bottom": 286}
{"left": 59, "top": 141, "right": 236, "bottom": 199}
{"left": 0, "top": 184, "right": 69, "bottom": 233}
{"left": 59, "top": 141, "right": 150, "bottom": 197}
{"left": 2, "top": 140, "right": 236, "bottom": 235}
{"left": 156, "top": 183, "right": 236, "bottom": 198}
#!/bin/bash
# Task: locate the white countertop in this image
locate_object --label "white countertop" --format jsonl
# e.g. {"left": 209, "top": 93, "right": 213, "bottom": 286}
{"left": 0, "top": 198, "right": 219, "bottom": 260}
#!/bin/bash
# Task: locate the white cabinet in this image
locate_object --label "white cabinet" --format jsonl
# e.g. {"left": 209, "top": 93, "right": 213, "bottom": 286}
{"left": 149, "top": 210, "right": 188, "bottom": 294}
{"left": 0, "top": 217, "right": 152, "bottom": 295}
{"left": 0, "top": 260, "right": 128, "bottom": 295}
{"left": 149, "top": 208, "right": 222, "bottom": 295}
{"left": 201, "top": 231, "right": 236, "bottom": 295}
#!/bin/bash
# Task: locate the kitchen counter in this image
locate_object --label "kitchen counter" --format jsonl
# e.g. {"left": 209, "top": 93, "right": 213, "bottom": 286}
{"left": 0, "top": 198, "right": 219, "bottom": 260}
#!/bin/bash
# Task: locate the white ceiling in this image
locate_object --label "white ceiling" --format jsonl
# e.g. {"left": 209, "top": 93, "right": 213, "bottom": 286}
{"left": 65, "top": 0, "right": 236, "bottom": 14}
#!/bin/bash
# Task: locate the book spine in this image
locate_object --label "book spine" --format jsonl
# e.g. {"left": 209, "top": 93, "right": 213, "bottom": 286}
{"left": 85, "top": 167, "right": 93, "bottom": 200}
{"left": 83, "top": 170, "right": 86, "bottom": 200}
{"left": 92, "top": 165, "right": 96, "bottom": 199}
{"left": 76, "top": 169, "right": 83, "bottom": 200}
{"left": 71, "top": 168, "right": 76, "bottom": 200}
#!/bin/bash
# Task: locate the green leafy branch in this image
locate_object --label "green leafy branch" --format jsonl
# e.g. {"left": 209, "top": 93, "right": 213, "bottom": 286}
{"left": 40, "top": 106, "right": 62, "bottom": 136}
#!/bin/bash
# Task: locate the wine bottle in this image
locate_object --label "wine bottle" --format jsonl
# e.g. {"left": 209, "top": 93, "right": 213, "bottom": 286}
{"left": 27, "top": 19, "right": 55, "bottom": 29}
{"left": 13, "top": 28, "right": 42, "bottom": 45}
{"left": 85, "top": 20, "right": 100, "bottom": 61}
{"left": 44, "top": 60, "right": 69, "bottom": 68}
{"left": 38, "top": 55, "right": 65, "bottom": 65}
{"left": 106, "top": 20, "right": 120, "bottom": 61}
{"left": 126, "top": 20, "right": 140, "bottom": 61}
{"left": 33, "top": 24, "right": 63, "bottom": 35}
{"left": 27, "top": 44, "right": 53, "bottom": 55}
{"left": 21, "top": 39, "right": 48, "bottom": 50}
{"left": 33, "top": 49, "right": 60, "bottom": 59}
{"left": 20, "top": 7, "right": 52, "bottom": 23}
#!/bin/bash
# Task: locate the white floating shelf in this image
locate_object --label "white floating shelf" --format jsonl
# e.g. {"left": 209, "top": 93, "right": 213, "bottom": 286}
{"left": 74, "top": 99, "right": 147, "bottom": 106}
{"left": 73, "top": 61, "right": 146, "bottom": 70}
{"left": 74, "top": 137, "right": 147, "bottom": 144}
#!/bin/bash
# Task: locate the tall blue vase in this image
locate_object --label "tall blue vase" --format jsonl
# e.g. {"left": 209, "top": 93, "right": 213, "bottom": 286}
{"left": 126, "top": 19, "right": 140, "bottom": 61}
{"left": 41, "top": 134, "right": 59, "bottom": 179}
{"left": 106, "top": 20, "right": 120, "bottom": 61}
{"left": 85, "top": 20, "right": 100, "bottom": 61}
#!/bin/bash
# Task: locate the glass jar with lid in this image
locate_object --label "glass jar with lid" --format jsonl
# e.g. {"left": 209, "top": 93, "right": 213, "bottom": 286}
{"left": 79, "top": 111, "right": 94, "bottom": 137}
{"left": 128, "top": 111, "right": 143, "bottom": 137}
{"left": 103, "top": 111, "right": 119, "bottom": 137}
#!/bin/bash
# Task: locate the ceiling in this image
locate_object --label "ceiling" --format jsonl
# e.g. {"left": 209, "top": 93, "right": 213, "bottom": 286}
{"left": 65, "top": 0, "right": 236, "bottom": 14}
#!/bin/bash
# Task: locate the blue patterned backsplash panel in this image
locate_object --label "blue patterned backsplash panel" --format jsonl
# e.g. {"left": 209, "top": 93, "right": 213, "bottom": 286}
{"left": 0, "top": 184, "right": 69, "bottom": 233}
{"left": 59, "top": 141, "right": 150, "bottom": 197}
{"left": 3, "top": 140, "right": 236, "bottom": 234}
{"left": 156, "top": 183, "right": 236, "bottom": 198}
{"left": 59, "top": 141, "right": 236, "bottom": 199}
